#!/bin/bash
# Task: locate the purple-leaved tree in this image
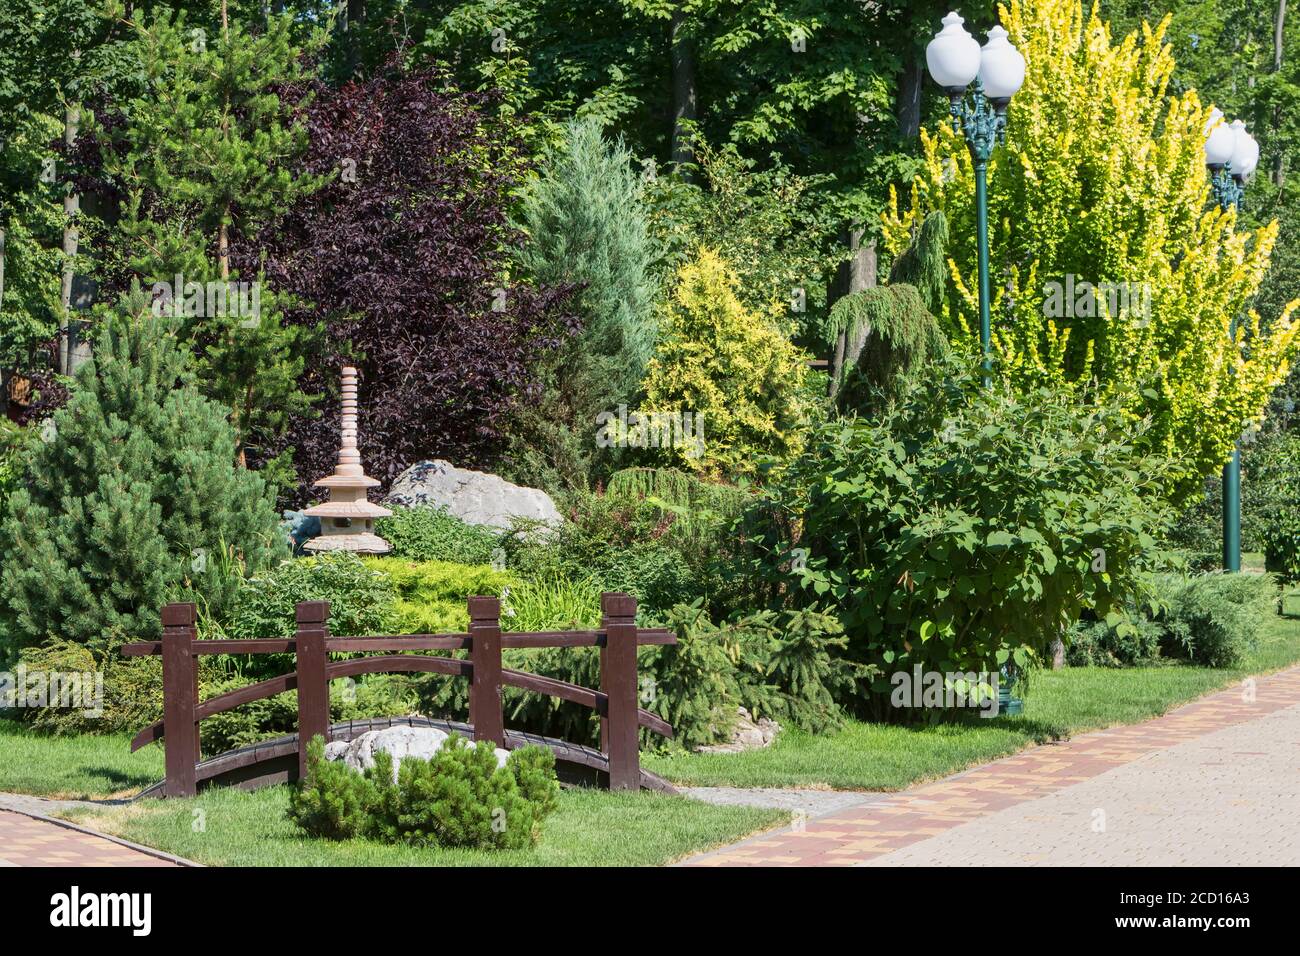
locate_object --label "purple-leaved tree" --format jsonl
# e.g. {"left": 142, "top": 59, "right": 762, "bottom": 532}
{"left": 249, "top": 62, "right": 577, "bottom": 504}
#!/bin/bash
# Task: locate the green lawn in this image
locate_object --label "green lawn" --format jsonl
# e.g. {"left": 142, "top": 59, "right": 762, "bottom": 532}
{"left": 643, "top": 611, "right": 1300, "bottom": 790}
{"left": 57, "top": 785, "right": 781, "bottom": 867}
{"left": 0, "top": 718, "right": 781, "bottom": 866}
{"left": 0, "top": 719, "right": 165, "bottom": 799}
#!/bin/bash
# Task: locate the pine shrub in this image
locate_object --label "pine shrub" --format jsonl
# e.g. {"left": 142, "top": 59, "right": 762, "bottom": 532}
{"left": 289, "top": 734, "right": 560, "bottom": 850}
{"left": 0, "top": 292, "right": 285, "bottom": 663}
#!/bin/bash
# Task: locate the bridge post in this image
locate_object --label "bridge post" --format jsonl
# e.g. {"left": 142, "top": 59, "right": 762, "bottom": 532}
{"left": 468, "top": 596, "right": 505, "bottom": 746}
{"left": 600, "top": 593, "right": 640, "bottom": 791}
{"left": 161, "top": 603, "right": 198, "bottom": 798}
{"left": 295, "top": 601, "right": 331, "bottom": 781}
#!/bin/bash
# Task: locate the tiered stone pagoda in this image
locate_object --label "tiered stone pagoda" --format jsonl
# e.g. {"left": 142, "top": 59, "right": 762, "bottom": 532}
{"left": 303, "top": 367, "right": 392, "bottom": 554}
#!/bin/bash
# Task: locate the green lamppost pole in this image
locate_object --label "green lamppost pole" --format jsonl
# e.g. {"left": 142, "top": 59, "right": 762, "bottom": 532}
{"left": 925, "top": 13, "right": 1025, "bottom": 381}
{"left": 1204, "top": 111, "right": 1260, "bottom": 573}
{"left": 926, "top": 14, "right": 1027, "bottom": 711}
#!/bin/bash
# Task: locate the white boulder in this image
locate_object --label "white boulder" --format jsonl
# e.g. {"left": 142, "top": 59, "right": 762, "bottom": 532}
{"left": 325, "top": 726, "right": 510, "bottom": 781}
{"left": 384, "top": 459, "right": 562, "bottom": 530}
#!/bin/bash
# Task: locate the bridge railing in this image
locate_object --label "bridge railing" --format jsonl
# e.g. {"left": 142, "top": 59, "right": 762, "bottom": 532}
{"left": 121, "top": 592, "right": 676, "bottom": 797}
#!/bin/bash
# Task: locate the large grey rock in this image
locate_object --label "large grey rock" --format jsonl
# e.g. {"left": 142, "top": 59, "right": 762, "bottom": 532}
{"left": 384, "top": 460, "right": 562, "bottom": 530}
{"left": 325, "top": 726, "right": 510, "bottom": 781}
{"left": 695, "top": 707, "right": 780, "bottom": 755}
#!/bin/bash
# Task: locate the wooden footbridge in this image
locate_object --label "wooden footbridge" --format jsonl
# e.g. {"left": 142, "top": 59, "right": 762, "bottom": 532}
{"left": 121, "top": 593, "right": 678, "bottom": 797}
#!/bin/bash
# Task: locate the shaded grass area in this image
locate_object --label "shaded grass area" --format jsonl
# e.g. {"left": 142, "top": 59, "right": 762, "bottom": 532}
{"left": 0, "top": 720, "right": 164, "bottom": 799}
{"left": 643, "top": 613, "right": 1300, "bottom": 790}
{"left": 59, "top": 785, "right": 783, "bottom": 867}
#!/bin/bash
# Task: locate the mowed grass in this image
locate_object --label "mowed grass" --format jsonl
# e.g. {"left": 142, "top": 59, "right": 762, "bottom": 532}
{"left": 0, "top": 719, "right": 164, "bottom": 799}
{"left": 643, "top": 611, "right": 1300, "bottom": 790}
{"left": 58, "top": 784, "right": 782, "bottom": 867}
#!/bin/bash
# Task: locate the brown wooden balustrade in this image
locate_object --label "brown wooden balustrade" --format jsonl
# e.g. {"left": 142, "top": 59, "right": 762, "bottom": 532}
{"left": 122, "top": 593, "right": 676, "bottom": 797}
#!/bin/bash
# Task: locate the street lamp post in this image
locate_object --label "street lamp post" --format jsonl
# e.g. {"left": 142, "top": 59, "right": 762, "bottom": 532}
{"left": 926, "top": 14, "right": 1028, "bottom": 707}
{"left": 1204, "top": 110, "right": 1260, "bottom": 573}
{"left": 926, "top": 13, "right": 1025, "bottom": 381}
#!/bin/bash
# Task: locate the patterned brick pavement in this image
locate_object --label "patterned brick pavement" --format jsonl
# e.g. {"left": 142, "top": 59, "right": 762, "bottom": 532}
{"left": 683, "top": 665, "right": 1300, "bottom": 866}
{"left": 0, "top": 810, "right": 181, "bottom": 867}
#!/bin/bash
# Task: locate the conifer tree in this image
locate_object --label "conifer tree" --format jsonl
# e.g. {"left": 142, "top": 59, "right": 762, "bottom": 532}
{"left": 507, "top": 117, "right": 659, "bottom": 493}
{"left": 0, "top": 285, "right": 286, "bottom": 660}
{"left": 98, "top": 9, "right": 327, "bottom": 470}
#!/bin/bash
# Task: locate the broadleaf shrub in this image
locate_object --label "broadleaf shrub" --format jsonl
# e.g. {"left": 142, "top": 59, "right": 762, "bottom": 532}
{"left": 745, "top": 360, "right": 1173, "bottom": 720}
{"left": 1251, "top": 433, "right": 1300, "bottom": 581}
{"left": 229, "top": 552, "right": 397, "bottom": 639}
{"left": 375, "top": 507, "right": 501, "bottom": 566}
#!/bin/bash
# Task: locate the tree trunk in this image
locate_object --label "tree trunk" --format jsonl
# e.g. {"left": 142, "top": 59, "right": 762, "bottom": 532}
{"left": 670, "top": 9, "right": 697, "bottom": 179}
{"left": 218, "top": 218, "right": 230, "bottom": 281}
{"left": 827, "top": 228, "right": 877, "bottom": 401}
{"left": 59, "top": 102, "right": 81, "bottom": 377}
{"left": 896, "top": 50, "right": 924, "bottom": 142}
{"left": 1275, "top": 0, "right": 1288, "bottom": 186}
{"left": 342, "top": 0, "right": 366, "bottom": 79}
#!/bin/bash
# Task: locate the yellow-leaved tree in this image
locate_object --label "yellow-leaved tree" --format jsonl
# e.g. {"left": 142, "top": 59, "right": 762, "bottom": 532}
{"left": 641, "top": 248, "right": 814, "bottom": 479}
{"left": 882, "top": 0, "right": 1300, "bottom": 503}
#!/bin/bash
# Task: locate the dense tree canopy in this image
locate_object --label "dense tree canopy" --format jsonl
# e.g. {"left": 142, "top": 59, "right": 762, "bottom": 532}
{"left": 883, "top": 0, "right": 1300, "bottom": 502}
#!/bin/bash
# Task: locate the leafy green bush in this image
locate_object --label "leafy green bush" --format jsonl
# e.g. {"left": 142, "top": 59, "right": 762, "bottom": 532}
{"left": 1162, "top": 488, "right": 1224, "bottom": 574}
{"left": 289, "top": 734, "right": 560, "bottom": 849}
{"left": 501, "top": 467, "right": 747, "bottom": 619}
{"left": 1161, "top": 572, "right": 1277, "bottom": 668}
{"left": 376, "top": 506, "right": 501, "bottom": 565}
{"left": 363, "top": 558, "right": 515, "bottom": 633}
{"left": 1250, "top": 433, "right": 1300, "bottom": 581}
{"left": 745, "top": 362, "right": 1173, "bottom": 720}
{"left": 230, "top": 553, "right": 397, "bottom": 639}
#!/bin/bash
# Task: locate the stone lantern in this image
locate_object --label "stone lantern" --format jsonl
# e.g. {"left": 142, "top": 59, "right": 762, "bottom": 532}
{"left": 303, "top": 367, "right": 391, "bottom": 554}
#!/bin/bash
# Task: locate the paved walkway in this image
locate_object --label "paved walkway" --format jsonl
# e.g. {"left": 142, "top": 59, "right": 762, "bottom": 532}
{"left": 0, "top": 807, "right": 185, "bottom": 867}
{"left": 684, "top": 665, "right": 1300, "bottom": 866}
